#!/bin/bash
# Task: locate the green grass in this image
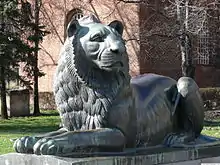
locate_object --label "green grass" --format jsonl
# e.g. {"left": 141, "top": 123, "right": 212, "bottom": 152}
{"left": 0, "top": 110, "right": 60, "bottom": 155}
{"left": 202, "top": 129, "right": 220, "bottom": 137}
{"left": 202, "top": 119, "right": 220, "bottom": 138}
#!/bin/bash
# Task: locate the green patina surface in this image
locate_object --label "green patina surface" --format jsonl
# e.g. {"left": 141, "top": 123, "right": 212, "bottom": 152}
{"left": 0, "top": 110, "right": 219, "bottom": 155}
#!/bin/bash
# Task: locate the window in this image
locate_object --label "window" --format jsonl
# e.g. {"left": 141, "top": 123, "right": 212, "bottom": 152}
{"left": 64, "top": 9, "right": 83, "bottom": 40}
{"left": 71, "top": 12, "right": 84, "bottom": 21}
{"left": 197, "top": 20, "right": 211, "bottom": 65}
{"left": 196, "top": 12, "right": 217, "bottom": 65}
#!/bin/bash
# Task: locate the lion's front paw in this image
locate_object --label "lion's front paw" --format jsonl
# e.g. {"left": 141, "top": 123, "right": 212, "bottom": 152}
{"left": 33, "top": 138, "right": 60, "bottom": 155}
{"left": 14, "top": 136, "right": 39, "bottom": 153}
{"left": 33, "top": 136, "right": 77, "bottom": 155}
{"left": 33, "top": 138, "right": 73, "bottom": 155}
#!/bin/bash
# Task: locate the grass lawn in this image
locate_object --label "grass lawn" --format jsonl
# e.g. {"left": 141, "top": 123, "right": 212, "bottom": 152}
{"left": 202, "top": 120, "right": 220, "bottom": 138}
{"left": 0, "top": 110, "right": 220, "bottom": 155}
{"left": 0, "top": 110, "right": 60, "bottom": 155}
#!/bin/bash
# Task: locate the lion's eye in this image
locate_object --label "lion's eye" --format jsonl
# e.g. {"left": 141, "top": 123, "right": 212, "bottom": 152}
{"left": 90, "top": 34, "right": 103, "bottom": 42}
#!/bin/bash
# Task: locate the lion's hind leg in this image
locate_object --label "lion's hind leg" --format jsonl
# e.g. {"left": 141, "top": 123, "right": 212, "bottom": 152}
{"left": 165, "top": 77, "right": 205, "bottom": 147}
{"left": 176, "top": 77, "right": 204, "bottom": 136}
{"left": 163, "top": 132, "right": 195, "bottom": 147}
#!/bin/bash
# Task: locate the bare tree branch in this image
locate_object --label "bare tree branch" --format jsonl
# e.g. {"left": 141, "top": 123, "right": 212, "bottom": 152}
{"left": 41, "top": 5, "right": 64, "bottom": 44}
{"left": 39, "top": 44, "right": 58, "bottom": 66}
{"left": 117, "top": 0, "right": 146, "bottom": 3}
{"left": 39, "top": 63, "right": 57, "bottom": 68}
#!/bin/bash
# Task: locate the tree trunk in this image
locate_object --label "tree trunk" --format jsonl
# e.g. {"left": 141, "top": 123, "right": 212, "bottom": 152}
{"left": 33, "top": 54, "right": 40, "bottom": 116}
{"left": 0, "top": 66, "right": 8, "bottom": 119}
{"left": 179, "top": 33, "right": 195, "bottom": 79}
{"left": 33, "top": 0, "right": 40, "bottom": 116}
{"left": 176, "top": 0, "right": 195, "bottom": 79}
{"left": 0, "top": 6, "right": 8, "bottom": 119}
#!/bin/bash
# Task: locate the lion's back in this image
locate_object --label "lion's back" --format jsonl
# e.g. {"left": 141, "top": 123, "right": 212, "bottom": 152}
{"left": 131, "top": 73, "right": 176, "bottom": 101}
{"left": 131, "top": 73, "right": 176, "bottom": 145}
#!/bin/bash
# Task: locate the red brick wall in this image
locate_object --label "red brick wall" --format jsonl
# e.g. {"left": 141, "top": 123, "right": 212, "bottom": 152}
{"left": 195, "top": 65, "right": 220, "bottom": 87}
{"left": 139, "top": 1, "right": 182, "bottom": 80}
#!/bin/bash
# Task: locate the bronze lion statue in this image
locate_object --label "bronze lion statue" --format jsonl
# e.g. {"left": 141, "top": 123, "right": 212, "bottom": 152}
{"left": 14, "top": 15, "right": 207, "bottom": 156}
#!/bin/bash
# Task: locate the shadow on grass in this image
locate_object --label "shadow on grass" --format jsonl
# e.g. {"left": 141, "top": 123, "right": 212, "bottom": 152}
{"left": 0, "top": 125, "right": 59, "bottom": 134}
{"left": 204, "top": 120, "right": 220, "bottom": 127}
{"left": 40, "top": 113, "right": 59, "bottom": 117}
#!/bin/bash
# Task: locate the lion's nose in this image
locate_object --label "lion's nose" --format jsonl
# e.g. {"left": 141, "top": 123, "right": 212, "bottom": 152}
{"left": 110, "top": 43, "right": 120, "bottom": 54}
{"left": 110, "top": 48, "right": 119, "bottom": 54}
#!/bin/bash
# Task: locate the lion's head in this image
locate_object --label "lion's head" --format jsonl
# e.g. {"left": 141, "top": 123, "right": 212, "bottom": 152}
{"left": 66, "top": 15, "right": 129, "bottom": 78}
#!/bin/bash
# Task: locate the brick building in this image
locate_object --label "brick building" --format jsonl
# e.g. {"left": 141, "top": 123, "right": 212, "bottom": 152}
{"left": 25, "top": 0, "right": 219, "bottom": 93}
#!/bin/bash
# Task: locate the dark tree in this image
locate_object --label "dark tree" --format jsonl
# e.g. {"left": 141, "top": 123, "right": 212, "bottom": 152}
{"left": 20, "top": 0, "right": 48, "bottom": 116}
{"left": 0, "top": 0, "right": 32, "bottom": 119}
{"left": 21, "top": 0, "right": 33, "bottom": 24}
{"left": 0, "top": 6, "right": 7, "bottom": 119}
{"left": 0, "top": 0, "right": 47, "bottom": 119}
{"left": 32, "top": 0, "right": 42, "bottom": 116}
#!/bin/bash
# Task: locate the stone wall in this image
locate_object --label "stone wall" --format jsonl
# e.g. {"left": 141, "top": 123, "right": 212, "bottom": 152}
{"left": 30, "top": 92, "right": 56, "bottom": 110}
{"left": 8, "top": 89, "right": 30, "bottom": 117}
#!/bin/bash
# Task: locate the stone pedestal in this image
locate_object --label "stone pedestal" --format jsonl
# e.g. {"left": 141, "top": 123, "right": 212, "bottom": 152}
{"left": 1, "top": 145, "right": 220, "bottom": 165}
{"left": 8, "top": 89, "right": 30, "bottom": 117}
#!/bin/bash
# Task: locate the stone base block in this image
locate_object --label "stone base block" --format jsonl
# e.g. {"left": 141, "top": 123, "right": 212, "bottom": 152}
{"left": 1, "top": 145, "right": 220, "bottom": 165}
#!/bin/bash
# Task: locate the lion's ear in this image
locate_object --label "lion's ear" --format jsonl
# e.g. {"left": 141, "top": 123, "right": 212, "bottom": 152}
{"left": 67, "top": 20, "right": 80, "bottom": 38}
{"left": 108, "top": 20, "right": 124, "bottom": 36}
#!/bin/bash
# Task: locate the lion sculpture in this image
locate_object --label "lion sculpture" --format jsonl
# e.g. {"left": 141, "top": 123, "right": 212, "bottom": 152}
{"left": 14, "top": 15, "right": 206, "bottom": 156}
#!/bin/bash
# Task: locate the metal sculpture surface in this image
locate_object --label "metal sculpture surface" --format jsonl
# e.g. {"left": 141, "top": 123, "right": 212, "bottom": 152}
{"left": 14, "top": 15, "right": 206, "bottom": 156}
